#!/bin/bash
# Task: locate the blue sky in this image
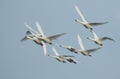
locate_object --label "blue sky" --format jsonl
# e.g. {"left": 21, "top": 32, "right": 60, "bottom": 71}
{"left": 0, "top": 0, "right": 120, "bottom": 79}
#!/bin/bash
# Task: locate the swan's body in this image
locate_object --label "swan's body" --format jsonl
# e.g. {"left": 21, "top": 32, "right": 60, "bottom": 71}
{"left": 87, "top": 30, "right": 115, "bottom": 46}
{"left": 75, "top": 5, "right": 108, "bottom": 30}
{"left": 48, "top": 47, "right": 77, "bottom": 64}
{"left": 77, "top": 34, "right": 101, "bottom": 56}
{"left": 38, "top": 33, "right": 66, "bottom": 45}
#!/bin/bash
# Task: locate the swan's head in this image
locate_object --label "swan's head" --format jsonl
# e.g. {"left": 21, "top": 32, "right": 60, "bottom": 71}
{"left": 48, "top": 54, "right": 50, "bottom": 56}
{"left": 75, "top": 19, "right": 78, "bottom": 22}
{"left": 26, "top": 31, "right": 32, "bottom": 35}
{"left": 59, "top": 45, "right": 63, "bottom": 47}
{"left": 75, "top": 19, "right": 88, "bottom": 24}
{"left": 75, "top": 19, "right": 81, "bottom": 22}
{"left": 48, "top": 54, "right": 53, "bottom": 58}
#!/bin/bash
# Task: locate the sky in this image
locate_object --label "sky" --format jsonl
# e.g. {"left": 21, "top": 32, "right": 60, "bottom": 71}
{"left": 0, "top": 0, "right": 120, "bottom": 79}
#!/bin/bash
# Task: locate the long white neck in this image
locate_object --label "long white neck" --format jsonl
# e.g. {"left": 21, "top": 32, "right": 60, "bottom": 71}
{"left": 87, "top": 37, "right": 95, "bottom": 41}
{"left": 48, "top": 54, "right": 57, "bottom": 58}
{"left": 75, "top": 19, "right": 82, "bottom": 23}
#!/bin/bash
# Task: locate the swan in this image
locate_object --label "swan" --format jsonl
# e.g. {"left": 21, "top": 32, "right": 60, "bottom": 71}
{"left": 74, "top": 5, "right": 108, "bottom": 30}
{"left": 48, "top": 47, "right": 77, "bottom": 64}
{"left": 35, "top": 21, "right": 66, "bottom": 45}
{"left": 77, "top": 34, "right": 101, "bottom": 56}
{"left": 21, "top": 22, "right": 47, "bottom": 56}
{"left": 59, "top": 45, "right": 79, "bottom": 54}
{"left": 87, "top": 30, "right": 115, "bottom": 46}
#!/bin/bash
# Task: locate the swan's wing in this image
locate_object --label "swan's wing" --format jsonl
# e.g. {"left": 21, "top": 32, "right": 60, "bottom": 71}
{"left": 101, "top": 37, "right": 115, "bottom": 42}
{"left": 47, "top": 33, "right": 66, "bottom": 41}
{"left": 75, "top": 5, "right": 87, "bottom": 22}
{"left": 66, "top": 57, "right": 77, "bottom": 64}
{"left": 90, "top": 30, "right": 99, "bottom": 39}
{"left": 77, "top": 34, "right": 85, "bottom": 50}
{"left": 42, "top": 41, "right": 47, "bottom": 56}
{"left": 25, "top": 22, "right": 38, "bottom": 35}
{"left": 87, "top": 47, "right": 101, "bottom": 53}
{"left": 52, "top": 47, "right": 59, "bottom": 56}
{"left": 35, "top": 21, "right": 45, "bottom": 36}
{"left": 89, "top": 22, "right": 108, "bottom": 26}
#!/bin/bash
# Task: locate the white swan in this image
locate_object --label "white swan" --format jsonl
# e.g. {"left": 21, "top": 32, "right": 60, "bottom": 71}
{"left": 75, "top": 5, "right": 108, "bottom": 30}
{"left": 21, "top": 22, "right": 47, "bottom": 56}
{"left": 87, "top": 30, "right": 115, "bottom": 46}
{"left": 35, "top": 21, "right": 66, "bottom": 45}
{"left": 48, "top": 47, "right": 77, "bottom": 64}
{"left": 77, "top": 34, "right": 101, "bottom": 56}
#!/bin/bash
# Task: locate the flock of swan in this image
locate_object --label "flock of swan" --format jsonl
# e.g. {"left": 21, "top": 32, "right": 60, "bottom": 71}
{"left": 21, "top": 5, "right": 115, "bottom": 64}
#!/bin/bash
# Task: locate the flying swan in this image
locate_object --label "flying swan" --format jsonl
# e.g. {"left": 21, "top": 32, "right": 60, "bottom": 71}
{"left": 74, "top": 5, "right": 108, "bottom": 30}
{"left": 21, "top": 22, "right": 47, "bottom": 56}
{"left": 48, "top": 47, "right": 77, "bottom": 64}
{"left": 87, "top": 30, "right": 115, "bottom": 46}
{"left": 77, "top": 34, "right": 101, "bottom": 56}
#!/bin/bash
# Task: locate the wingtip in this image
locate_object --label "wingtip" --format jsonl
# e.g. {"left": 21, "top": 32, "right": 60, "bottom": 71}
{"left": 74, "top": 5, "right": 78, "bottom": 9}
{"left": 63, "top": 32, "right": 67, "bottom": 35}
{"left": 74, "top": 5, "right": 77, "bottom": 8}
{"left": 24, "top": 21, "right": 28, "bottom": 26}
{"left": 97, "top": 47, "right": 102, "bottom": 50}
{"left": 60, "top": 32, "right": 67, "bottom": 35}
{"left": 77, "top": 34, "right": 80, "bottom": 38}
{"left": 113, "top": 39, "right": 116, "bottom": 42}
{"left": 104, "top": 22, "right": 109, "bottom": 24}
{"left": 35, "top": 20, "right": 39, "bottom": 24}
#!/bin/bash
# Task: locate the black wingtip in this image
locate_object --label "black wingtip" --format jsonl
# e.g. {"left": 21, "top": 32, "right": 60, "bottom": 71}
{"left": 104, "top": 22, "right": 109, "bottom": 24}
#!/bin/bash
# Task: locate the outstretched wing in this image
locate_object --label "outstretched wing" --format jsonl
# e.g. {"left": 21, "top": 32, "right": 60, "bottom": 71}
{"left": 90, "top": 30, "right": 99, "bottom": 39}
{"left": 52, "top": 47, "right": 59, "bottom": 56}
{"left": 42, "top": 41, "right": 47, "bottom": 56}
{"left": 66, "top": 57, "right": 77, "bottom": 64}
{"left": 25, "top": 22, "right": 38, "bottom": 35}
{"left": 47, "top": 33, "right": 66, "bottom": 41}
{"left": 35, "top": 21, "right": 45, "bottom": 36}
{"left": 77, "top": 34, "right": 85, "bottom": 50}
{"left": 75, "top": 5, "right": 87, "bottom": 22}
{"left": 101, "top": 37, "right": 115, "bottom": 42}
{"left": 87, "top": 47, "right": 101, "bottom": 53}
{"left": 89, "top": 22, "right": 108, "bottom": 26}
